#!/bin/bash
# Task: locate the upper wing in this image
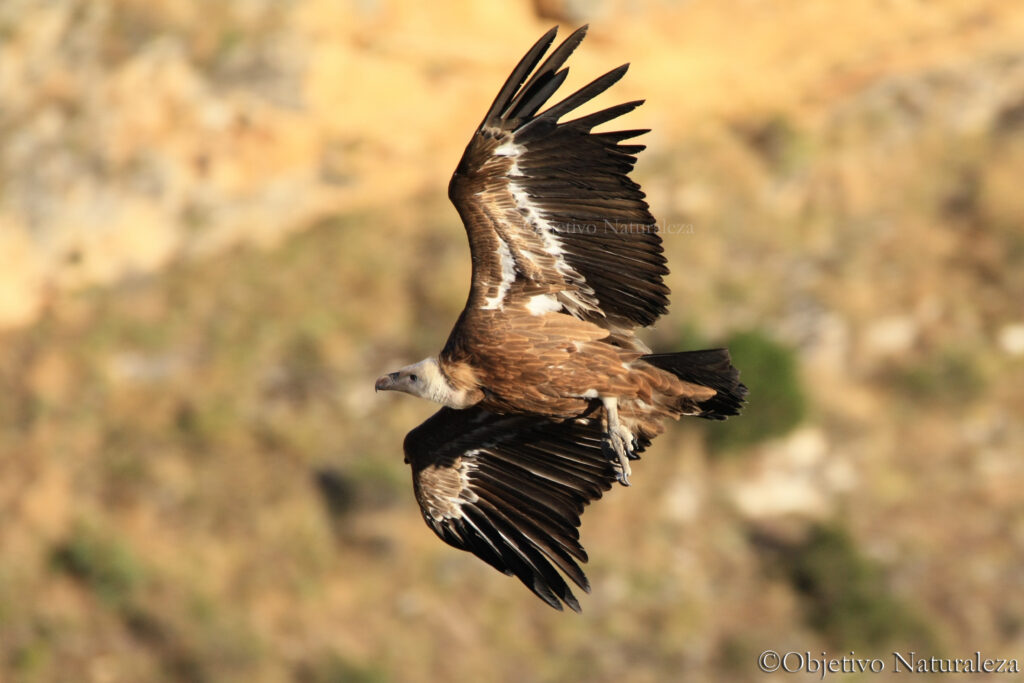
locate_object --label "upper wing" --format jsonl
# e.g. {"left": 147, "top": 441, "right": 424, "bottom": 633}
{"left": 403, "top": 405, "right": 650, "bottom": 611}
{"left": 449, "top": 25, "right": 669, "bottom": 332}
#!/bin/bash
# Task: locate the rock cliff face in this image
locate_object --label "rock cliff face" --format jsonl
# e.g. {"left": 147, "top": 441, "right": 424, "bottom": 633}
{"left": 2, "top": 3, "right": 1024, "bottom": 681}
{"left": 3, "top": 0, "right": 1023, "bottom": 328}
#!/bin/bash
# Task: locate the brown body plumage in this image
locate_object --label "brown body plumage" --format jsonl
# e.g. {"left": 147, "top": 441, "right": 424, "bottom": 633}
{"left": 441, "top": 304, "right": 716, "bottom": 434}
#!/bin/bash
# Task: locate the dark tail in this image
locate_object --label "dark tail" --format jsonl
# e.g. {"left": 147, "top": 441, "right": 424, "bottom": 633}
{"left": 642, "top": 349, "right": 748, "bottom": 420}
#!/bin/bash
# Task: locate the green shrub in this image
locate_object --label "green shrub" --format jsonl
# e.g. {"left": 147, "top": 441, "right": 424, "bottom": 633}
{"left": 50, "top": 523, "right": 144, "bottom": 609}
{"left": 887, "top": 347, "right": 987, "bottom": 407}
{"left": 768, "top": 524, "right": 935, "bottom": 650}
{"left": 296, "top": 651, "right": 390, "bottom": 683}
{"left": 732, "top": 113, "right": 814, "bottom": 175}
{"left": 706, "top": 329, "right": 806, "bottom": 452}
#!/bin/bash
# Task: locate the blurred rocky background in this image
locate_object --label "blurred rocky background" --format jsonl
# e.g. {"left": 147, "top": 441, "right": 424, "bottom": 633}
{"left": 1, "top": 0, "right": 1023, "bottom": 681}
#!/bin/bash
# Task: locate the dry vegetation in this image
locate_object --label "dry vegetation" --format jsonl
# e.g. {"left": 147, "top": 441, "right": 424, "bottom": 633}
{"left": 2, "top": 1, "right": 1024, "bottom": 681}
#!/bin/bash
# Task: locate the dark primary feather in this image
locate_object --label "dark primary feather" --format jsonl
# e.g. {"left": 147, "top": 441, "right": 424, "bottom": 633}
{"left": 479, "top": 26, "right": 560, "bottom": 127}
{"left": 404, "top": 406, "right": 648, "bottom": 612}
{"left": 449, "top": 24, "right": 670, "bottom": 331}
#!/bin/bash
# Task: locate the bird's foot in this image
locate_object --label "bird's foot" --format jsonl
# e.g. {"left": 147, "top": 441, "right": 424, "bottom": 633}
{"left": 602, "top": 423, "right": 637, "bottom": 486}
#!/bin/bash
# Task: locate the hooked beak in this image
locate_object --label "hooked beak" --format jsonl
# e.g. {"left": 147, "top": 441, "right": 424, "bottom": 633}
{"left": 375, "top": 372, "right": 399, "bottom": 392}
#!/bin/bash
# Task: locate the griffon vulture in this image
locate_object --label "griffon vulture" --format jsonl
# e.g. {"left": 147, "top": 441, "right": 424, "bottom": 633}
{"left": 375, "top": 25, "right": 746, "bottom": 611}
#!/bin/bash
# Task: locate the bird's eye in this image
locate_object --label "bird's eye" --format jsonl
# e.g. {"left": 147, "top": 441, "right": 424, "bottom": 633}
{"left": 409, "top": 374, "right": 418, "bottom": 382}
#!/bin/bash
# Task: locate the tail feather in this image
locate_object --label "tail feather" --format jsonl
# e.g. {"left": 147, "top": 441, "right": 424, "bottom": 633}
{"left": 642, "top": 349, "right": 747, "bottom": 420}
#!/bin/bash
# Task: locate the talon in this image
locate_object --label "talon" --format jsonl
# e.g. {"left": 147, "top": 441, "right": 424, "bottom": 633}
{"left": 602, "top": 434, "right": 633, "bottom": 485}
{"left": 616, "top": 467, "right": 631, "bottom": 486}
{"left": 602, "top": 396, "right": 636, "bottom": 486}
{"left": 615, "top": 448, "right": 632, "bottom": 485}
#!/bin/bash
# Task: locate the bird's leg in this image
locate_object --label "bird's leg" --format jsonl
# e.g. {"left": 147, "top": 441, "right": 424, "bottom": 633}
{"left": 601, "top": 397, "right": 636, "bottom": 486}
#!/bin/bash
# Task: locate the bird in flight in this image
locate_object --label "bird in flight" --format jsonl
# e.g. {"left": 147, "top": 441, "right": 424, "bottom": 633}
{"left": 376, "top": 25, "right": 745, "bottom": 611}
